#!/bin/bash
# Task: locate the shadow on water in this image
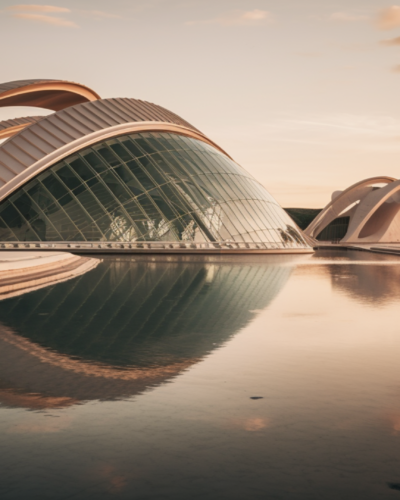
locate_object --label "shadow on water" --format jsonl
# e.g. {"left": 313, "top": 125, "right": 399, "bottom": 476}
{"left": 0, "top": 255, "right": 296, "bottom": 409}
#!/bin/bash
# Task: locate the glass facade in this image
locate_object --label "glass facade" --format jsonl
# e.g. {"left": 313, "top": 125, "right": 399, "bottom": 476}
{"left": 316, "top": 216, "right": 350, "bottom": 242}
{"left": 0, "top": 132, "right": 307, "bottom": 248}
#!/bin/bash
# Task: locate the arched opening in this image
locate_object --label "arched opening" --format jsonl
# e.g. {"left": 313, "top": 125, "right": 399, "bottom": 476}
{"left": 359, "top": 202, "right": 400, "bottom": 239}
{"left": 316, "top": 216, "right": 350, "bottom": 242}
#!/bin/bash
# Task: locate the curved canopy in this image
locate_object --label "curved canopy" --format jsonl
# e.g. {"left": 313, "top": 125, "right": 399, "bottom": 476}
{"left": 0, "top": 79, "right": 100, "bottom": 111}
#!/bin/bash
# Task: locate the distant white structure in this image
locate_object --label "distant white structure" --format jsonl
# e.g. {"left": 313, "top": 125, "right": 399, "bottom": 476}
{"left": 305, "top": 176, "right": 400, "bottom": 244}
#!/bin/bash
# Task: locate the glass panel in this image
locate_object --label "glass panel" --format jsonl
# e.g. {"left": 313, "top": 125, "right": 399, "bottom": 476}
{"left": 81, "top": 150, "right": 108, "bottom": 174}
{"left": 100, "top": 171, "right": 131, "bottom": 204}
{"left": 113, "top": 165, "right": 144, "bottom": 196}
{"left": 138, "top": 133, "right": 166, "bottom": 154}
{"left": 138, "top": 155, "right": 169, "bottom": 185}
{"left": 95, "top": 145, "right": 121, "bottom": 168}
{"left": 122, "top": 137, "right": 144, "bottom": 158}
{"left": 164, "top": 151, "right": 199, "bottom": 177}
{"left": 125, "top": 159, "right": 156, "bottom": 191}
{"left": 55, "top": 164, "right": 82, "bottom": 191}
{"left": 87, "top": 177, "right": 121, "bottom": 213}
{"left": 0, "top": 201, "right": 21, "bottom": 228}
{"left": 108, "top": 141, "right": 132, "bottom": 163}
{"left": 73, "top": 188, "right": 107, "bottom": 222}
{"left": 0, "top": 217, "right": 18, "bottom": 241}
{"left": 132, "top": 135, "right": 157, "bottom": 155}
{"left": 68, "top": 156, "right": 96, "bottom": 182}
{"left": 193, "top": 175, "right": 224, "bottom": 202}
{"left": 40, "top": 172, "right": 69, "bottom": 199}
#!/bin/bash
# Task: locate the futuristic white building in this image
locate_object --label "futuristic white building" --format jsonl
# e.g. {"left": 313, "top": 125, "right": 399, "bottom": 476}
{"left": 305, "top": 176, "right": 400, "bottom": 244}
{"left": 0, "top": 79, "right": 311, "bottom": 253}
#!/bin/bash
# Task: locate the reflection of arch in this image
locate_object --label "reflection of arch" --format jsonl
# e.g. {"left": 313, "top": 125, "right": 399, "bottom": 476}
{"left": 317, "top": 249, "right": 400, "bottom": 304}
{"left": 0, "top": 116, "right": 44, "bottom": 140}
{"left": 0, "top": 97, "right": 228, "bottom": 199}
{"left": 305, "top": 177, "right": 396, "bottom": 240}
{"left": 0, "top": 256, "right": 292, "bottom": 408}
{"left": 0, "top": 79, "right": 100, "bottom": 111}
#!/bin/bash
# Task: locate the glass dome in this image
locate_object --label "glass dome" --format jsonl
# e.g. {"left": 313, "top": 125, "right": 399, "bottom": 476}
{"left": 0, "top": 131, "right": 307, "bottom": 249}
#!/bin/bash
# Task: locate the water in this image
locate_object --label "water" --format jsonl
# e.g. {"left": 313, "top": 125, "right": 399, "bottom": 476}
{"left": 1, "top": 250, "right": 400, "bottom": 499}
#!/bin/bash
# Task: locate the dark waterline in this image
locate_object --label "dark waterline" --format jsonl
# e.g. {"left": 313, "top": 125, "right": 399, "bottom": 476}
{"left": 1, "top": 250, "right": 400, "bottom": 499}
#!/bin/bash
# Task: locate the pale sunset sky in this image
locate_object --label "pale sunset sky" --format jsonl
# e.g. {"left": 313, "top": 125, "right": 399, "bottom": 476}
{"left": 1, "top": 0, "right": 400, "bottom": 207}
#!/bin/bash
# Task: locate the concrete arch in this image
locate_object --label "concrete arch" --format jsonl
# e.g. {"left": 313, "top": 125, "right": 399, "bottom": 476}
{"left": 0, "top": 79, "right": 100, "bottom": 111}
{"left": 342, "top": 179, "right": 400, "bottom": 243}
{"left": 305, "top": 176, "right": 396, "bottom": 239}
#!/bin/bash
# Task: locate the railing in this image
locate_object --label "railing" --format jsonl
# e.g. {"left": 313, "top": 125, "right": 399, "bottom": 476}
{"left": 0, "top": 241, "right": 287, "bottom": 252}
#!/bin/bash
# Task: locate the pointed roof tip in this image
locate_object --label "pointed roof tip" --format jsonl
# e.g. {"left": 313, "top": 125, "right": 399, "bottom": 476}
{"left": 0, "top": 79, "right": 100, "bottom": 112}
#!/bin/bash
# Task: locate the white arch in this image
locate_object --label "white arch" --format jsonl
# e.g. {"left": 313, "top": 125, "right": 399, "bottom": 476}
{"left": 343, "top": 179, "right": 400, "bottom": 242}
{"left": 305, "top": 176, "right": 396, "bottom": 239}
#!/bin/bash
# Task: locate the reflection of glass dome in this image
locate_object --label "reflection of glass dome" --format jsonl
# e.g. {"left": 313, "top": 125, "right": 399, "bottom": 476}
{"left": 0, "top": 79, "right": 311, "bottom": 253}
{"left": 0, "top": 256, "right": 293, "bottom": 407}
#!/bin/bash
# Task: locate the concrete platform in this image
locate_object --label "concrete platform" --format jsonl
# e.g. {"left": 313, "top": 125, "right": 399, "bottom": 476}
{"left": 315, "top": 242, "right": 400, "bottom": 256}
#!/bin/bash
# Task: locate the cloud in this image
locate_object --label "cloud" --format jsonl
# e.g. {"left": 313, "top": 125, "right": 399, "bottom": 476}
{"left": 242, "top": 9, "right": 269, "bottom": 21}
{"left": 331, "top": 11, "right": 368, "bottom": 22}
{"left": 277, "top": 114, "right": 400, "bottom": 138}
{"left": 12, "top": 12, "right": 78, "bottom": 27}
{"left": 380, "top": 36, "right": 400, "bottom": 45}
{"left": 377, "top": 6, "right": 400, "bottom": 30}
{"left": 90, "top": 10, "right": 121, "bottom": 19}
{"left": 7, "top": 4, "right": 70, "bottom": 13}
{"left": 80, "top": 10, "right": 122, "bottom": 20}
{"left": 7, "top": 4, "right": 78, "bottom": 27}
{"left": 186, "top": 9, "right": 272, "bottom": 27}
{"left": 209, "top": 114, "right": 400, "bottom": 153}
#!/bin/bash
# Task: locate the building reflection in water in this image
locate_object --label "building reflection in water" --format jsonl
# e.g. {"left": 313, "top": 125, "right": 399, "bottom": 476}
{"left": 0, "top": 255, "right": 295, "bottom": 410}
{"left": 313, "top": 250, "right": 400, "bottom": 304}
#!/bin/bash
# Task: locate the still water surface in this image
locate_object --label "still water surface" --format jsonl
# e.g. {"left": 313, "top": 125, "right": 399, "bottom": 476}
{"left": 1, "top": 250, "right": 400, "bottom": 499}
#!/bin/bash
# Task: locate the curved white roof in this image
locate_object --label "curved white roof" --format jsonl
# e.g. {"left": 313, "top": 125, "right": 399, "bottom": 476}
{"left": 305, "top": 176, "right": 400, "bottom": 244}
{"left": 305, "top": 176, "right": 397, "bottom": 239}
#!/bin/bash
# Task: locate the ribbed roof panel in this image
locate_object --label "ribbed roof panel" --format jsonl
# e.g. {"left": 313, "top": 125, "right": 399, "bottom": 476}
{"left": 0, "top": 79, "right": 101, "bottom": 112}
{"left": 0, "top": 116, "right": 45, "bottom": 139}
{"left": 0, "top": 97, "right": 203, "bottom": 191}
{"left": 0, "top": 79, "right": 55, "bottom": 93}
